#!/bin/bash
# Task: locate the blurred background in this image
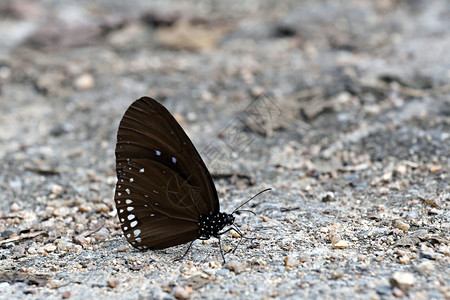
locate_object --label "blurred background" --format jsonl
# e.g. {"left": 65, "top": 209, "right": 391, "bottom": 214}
{"left": 0, "top": 0, "right": 448, "bottom": 298}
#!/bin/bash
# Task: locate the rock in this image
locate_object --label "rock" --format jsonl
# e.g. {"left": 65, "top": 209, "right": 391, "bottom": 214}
{"left": 225, "top": 260, "right": 247, "bottom": 274}
{"left": 27, "top": 247, "right": 37, "bottom": 254}
{"left": 333, "top": 240, "right": 349, "bottom": 249}
{"left": 394, "top": 220, "right": 410, "bottom": 232}
{"left": 45, "top": 244, "right": 57, "bottom": 253}
{"left": 73, "top": 73, "right": 94, "bottom": 90}
{"left": 41, "top": 220, "right": 55, "bottom": 228}
{"left": 117, "top": 245, "right": 129, "bottom": 252}
{"left": 93, "top": 203, "right": 110, "bottom": 213}
{"left": 53, "top": 206, "right": 70, "bottom": 217}
{"left": 392, "top": 287, "right": 405, "bottom": 298}
{"left": 50, "top": 184, "right": 63, "bottom": 197}
{"left": 416, "top": 261, "right": 434, "bottom": 276}
{"left": 330, "top": 269, "right": 344, "bottom": 279}
{"left": 390, "top": 271, "right": 415, "bottom": 292}
{"left": 329, "top": 233, "right": 341, "bottom": 245}
{"left": 10, "top": 202, "right": 21, "bottom": 212}
{"left": 173, "top": 285, "right": 192, "bottom": 299}
{"left": 284, "top": 255, "right": 298, "bottom": 269}
{"left": 321, "top": 191, "right": 335, "bottom": 202}
{"left": 57, "top": 239, "right": 78, "bottom": 252}
{"left": 1, "top": 227, "right": 20, "bottom": 239}
{"left": 108, "top": 278, "right": 120, "bottom": 288}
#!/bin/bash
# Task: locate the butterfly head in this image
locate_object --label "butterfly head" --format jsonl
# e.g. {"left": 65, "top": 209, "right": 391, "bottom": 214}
{"left": 224, "top": 213, "right": 235, "bottom": 226}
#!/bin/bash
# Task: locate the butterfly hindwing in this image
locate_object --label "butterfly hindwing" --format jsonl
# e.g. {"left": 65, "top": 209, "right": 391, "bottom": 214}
{"left": 114, "top": 97, "right": 220, "bottom": 250}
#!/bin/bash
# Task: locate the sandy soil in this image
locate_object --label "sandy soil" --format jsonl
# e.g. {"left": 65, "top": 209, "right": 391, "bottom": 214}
{"left": 0, "top": 0, "right": 448, "bottom": 299}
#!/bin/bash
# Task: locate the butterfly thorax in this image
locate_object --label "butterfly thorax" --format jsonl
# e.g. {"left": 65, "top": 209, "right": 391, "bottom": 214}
{"left": 198, "top": 212, "right": 234, "bottom": 239}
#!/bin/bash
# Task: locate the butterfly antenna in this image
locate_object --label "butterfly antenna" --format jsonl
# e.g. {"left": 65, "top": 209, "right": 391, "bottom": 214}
{"left": 234, "top": 209, "right": 257, "bottom": 216}
{"left": 232, "top": 188, "right": 272, "bottom": 214}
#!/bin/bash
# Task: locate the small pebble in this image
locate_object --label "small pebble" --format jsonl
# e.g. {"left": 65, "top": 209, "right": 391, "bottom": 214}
{"left": 27, "top": 247, "right": 37, "bottom": 254}
{"left": 117, "top": 245, "right": 130, "bottom": 252}
{"left": 225, "top": 260, "right": 247, "bottom": 274}
{"left": 45, "top": 244, "right": 57, "bottom": 253}
{"left": 57, "top": 240, "right": 78, "bottom": 252}
{"left": 230, "top": 231, "right": 240, "bottom": 238}
{"left": 108, "top": 278, "right": 120, "bottom": 288}
{"left": 298, "top": 253, "right": 310, "bottom": 263}
{"left": 392, "top": 287, "right": 405, "bottom": 298}
{"left": 394, "top": 220, "right": 410, "bottom": 232}
{"left": 333, "top": 240, "right": 349, "bottom": 249}
{"left": 92, "top": 227, "right": 110, "bottom": 239}
{"left": 416, "top": 261, "right": 434, "bottom": 276}
{"left": 41, "top": 220, "right": 55, "bottom": 228}
{"left": 50, "top": 184, "right": 63, "bottom": 197}
{"left": 428, "top": 165, "right": 442, "bottom": 173}
{"left": 390, "top": 271, "right": 415, "bottom": 292}
{"left": 93, "top": 203, "right": 110, "bottom": 213}
{"left": 399, "top": 255, "right": 410, "bottom": 264}
{"left": 61, "top": 291, "right": 71, "bottom": 299}
{"left": 284, "top": 255, "right": 298, "bottom": 269}
{"left": 10, "top": 202, "right": 21, "bottom": 212}
{"left": 329, "top": 233, "right": 341, "bottom": 245}
{"left": 173, "top": 285, "right": 192, "bottom": 300}
{"left": 1, "top": 227, "right": 20, "bottom": 239}
{"left": 53, "top": 206, "right": 70, "bottom": 217}
{"left": 321, "top": 191, "right": 335, "bottom": 202}
{"left": 330, "top": 269, "right": 344, "bottom": 279}
{"left": 260, "top": 215, "right": 270, "bottom": 222}
{"left": 74, "top": 73, "right": 95, "bottom": 90}
{"left": 424, "top": 197, "right": 441, "bottom": 208}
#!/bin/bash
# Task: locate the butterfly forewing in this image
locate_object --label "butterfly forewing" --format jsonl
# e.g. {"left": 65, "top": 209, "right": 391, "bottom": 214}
{"left": 114, "top": 97, "right": 219, "bottom": 250}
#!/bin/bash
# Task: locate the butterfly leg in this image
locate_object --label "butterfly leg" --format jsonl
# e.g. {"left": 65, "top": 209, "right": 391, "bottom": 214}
{"left": 174, "top": 240, "right": 195, "bottom": 262}
{"left": 230, "top": 225, "right": 256, "bottom": 253}
{"left": 218, "top": 236, "right": 226, "bottom": 264}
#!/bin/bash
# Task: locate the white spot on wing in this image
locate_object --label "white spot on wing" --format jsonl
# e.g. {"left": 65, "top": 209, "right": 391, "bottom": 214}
{"left": 127, "top": 206, "right": 134, "bottom": 211}
{"left": 136, "top": 237, "right": 142, "bottom": 243}
{"left": 130, "top": 220, "right": 137, "bottom": 227}
{"left": 172, "top": 157, "right": 177, "bottom": 163}
{"left": 128, "top": 214, "right": 135, "bottom": 220}
{"left": 119, "top": 209, "right": 124, "bottom": 213}
{"left": 156, "top": 150, "right": 161, "bottom": 156}
{"left": 139, "top": 168, "right": 145, "bottom": 173}
{"left": 117, "top": 192, "right": 121, "bottom": 196}
{"left": 130, "top": 178, "right": 134, "bottom": 182}
{"left": 125, "top": 188, "right": 130, "bottom": 194}
{"left": 134, "top": 229, "right": 141, "bottom": 237}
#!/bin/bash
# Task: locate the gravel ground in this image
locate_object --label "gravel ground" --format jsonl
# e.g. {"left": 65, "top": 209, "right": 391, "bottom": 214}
{"left": 0, "top": 0, "right": 449, "bottom": 299}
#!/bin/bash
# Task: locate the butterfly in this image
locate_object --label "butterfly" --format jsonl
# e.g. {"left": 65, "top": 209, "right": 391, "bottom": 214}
{"left": 114, "top": 97, "right": 269, "bottom": 262}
